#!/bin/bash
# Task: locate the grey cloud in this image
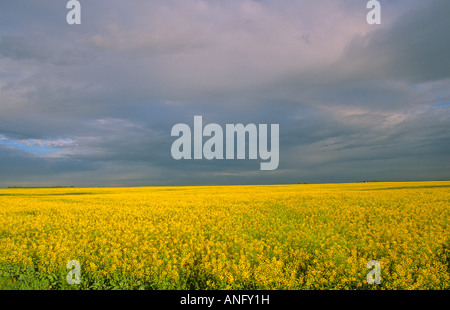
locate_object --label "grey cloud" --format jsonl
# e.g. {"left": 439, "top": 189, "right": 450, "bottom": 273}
{"left": 0, "top": 1, "right": 449, "bottom": 187}
{"left": 0, "top": 35, "right": 49, "bottom": 62}
{"left": 341, "top": 0, "right": 450, "bottom": 84}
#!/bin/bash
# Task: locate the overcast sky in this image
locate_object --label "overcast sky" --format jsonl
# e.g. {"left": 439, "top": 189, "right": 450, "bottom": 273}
{"left": 0, "top": 0, "right": 449, "bottom": 187}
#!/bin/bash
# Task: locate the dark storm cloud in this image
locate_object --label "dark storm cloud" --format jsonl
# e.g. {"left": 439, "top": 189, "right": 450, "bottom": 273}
{"left": 0, "top": 0, "right": 449, "bottom": 187}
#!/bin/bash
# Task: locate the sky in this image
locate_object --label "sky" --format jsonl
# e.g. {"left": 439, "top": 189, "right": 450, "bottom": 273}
{"left": 0, "top": 0, "right": 449, "bottom": 187}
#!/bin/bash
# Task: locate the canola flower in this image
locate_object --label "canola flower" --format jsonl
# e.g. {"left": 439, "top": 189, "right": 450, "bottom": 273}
{"left": 0, "top": 181, "right": 449, "bottom": 290}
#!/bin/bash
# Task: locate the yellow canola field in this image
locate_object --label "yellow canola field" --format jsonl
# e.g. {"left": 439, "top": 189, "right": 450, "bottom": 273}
{"left": 0, "top": 181, "right": 449, "bottom": 290}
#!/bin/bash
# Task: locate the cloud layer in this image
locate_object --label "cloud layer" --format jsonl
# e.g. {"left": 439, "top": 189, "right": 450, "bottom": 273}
{"left": 0, "top": 0, "right": 449, "bottom": 187}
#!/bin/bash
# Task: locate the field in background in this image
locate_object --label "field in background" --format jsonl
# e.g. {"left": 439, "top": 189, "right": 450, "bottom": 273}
{"left": 0, "top": 181, "right": 449, "bottom": 290}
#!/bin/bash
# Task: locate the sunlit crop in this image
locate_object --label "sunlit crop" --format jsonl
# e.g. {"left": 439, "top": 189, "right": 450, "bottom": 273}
{"left": 0, "top": 181, "right": 449, "bottom": 290}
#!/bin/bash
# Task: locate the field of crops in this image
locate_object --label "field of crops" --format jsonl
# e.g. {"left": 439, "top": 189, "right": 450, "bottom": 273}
{"left": 0, "top": 181, "right": 449, "bottom": 290}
